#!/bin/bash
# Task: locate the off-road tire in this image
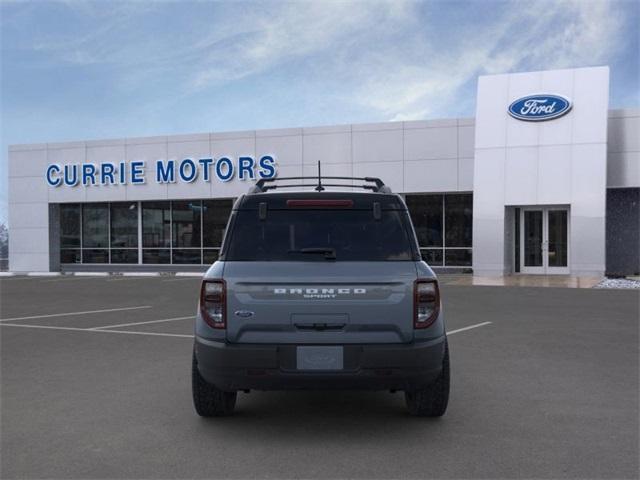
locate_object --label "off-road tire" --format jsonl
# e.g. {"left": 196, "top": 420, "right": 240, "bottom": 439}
{"left": 192, "top": 353, "right": 237, "bottom": 417}
{"left": 405, "top": 340, "right": 450, "bottom": 417}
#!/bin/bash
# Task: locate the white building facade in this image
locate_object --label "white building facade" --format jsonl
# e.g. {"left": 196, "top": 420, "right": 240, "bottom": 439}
{"left": 7, "top": 66, "right": 640, "bottom": 276}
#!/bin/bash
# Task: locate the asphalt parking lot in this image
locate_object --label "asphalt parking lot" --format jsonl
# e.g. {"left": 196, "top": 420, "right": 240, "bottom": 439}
{"left": 1, "top": 276, "right": 638, "bottom": 479}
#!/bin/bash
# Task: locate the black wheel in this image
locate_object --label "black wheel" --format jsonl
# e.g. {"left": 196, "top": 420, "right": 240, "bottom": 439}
{"left": 192, "top": 352, "right": 237, "bottom": 417}
{"left": 405, "top": 340, "right": 450, "bottom": 417}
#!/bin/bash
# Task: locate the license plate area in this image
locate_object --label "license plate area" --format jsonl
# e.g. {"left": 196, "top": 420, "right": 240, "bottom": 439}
{"left": 296, "top": 346, "right": 344, "bottom": 371}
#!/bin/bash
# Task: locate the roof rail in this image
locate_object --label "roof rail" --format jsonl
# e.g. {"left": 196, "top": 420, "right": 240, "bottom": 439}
{"left": 249, "top": 161, "right": 392, "bottom": 194}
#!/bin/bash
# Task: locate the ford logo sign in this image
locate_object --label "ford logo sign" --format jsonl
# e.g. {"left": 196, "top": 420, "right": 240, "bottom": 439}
{"left": 508, "top": 94, "right": 572, "bottom": 121}
{"left": 234, "top": 310, "right": 254, "bottom": 318}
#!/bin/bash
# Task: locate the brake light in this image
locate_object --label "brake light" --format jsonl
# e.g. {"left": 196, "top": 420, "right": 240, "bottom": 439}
{"left": 200, "top": 279, "right": 226, "bottom": 329}
{"left": 286, "top": 199, "right": 353, "bottom": 208}
{"left": 414, "top": 279, "right": 440, "bottom": 329}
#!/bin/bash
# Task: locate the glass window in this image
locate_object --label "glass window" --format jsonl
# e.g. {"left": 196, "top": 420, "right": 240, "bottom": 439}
{"left": 405, "top": 195, "right": 443, "bottom": 247}
{"left": 82, "top": 204, "right": 109, "bottom": 248}
{"left": 143, "top": 249, "right": 170, "bottom": 264}
{"left": 514, "top": 208, "right": 520, "bottom": 273}
{"left": 444, "top": 194, "right": 473, "bottom": 247}
{"left": 111, "top": 203, "right": 138, "bottom": 248}
{"left": 203, "top": 199, "right": 233, "bottom": 247}
{"left": 142, "top": 202, "right": 171, "bottom": 248}
{"left": 524, "top": 210, "right": 543, "bottom": 267}
{"left": 445, "top": 249, "right": 472, "bottom": 266}
{"left": 111, "top": 249, "right": 138, "bottom": 264}
{"left": 548, "top": 210, "right": 568, "bottom": 267}
{"left": 421, "top": 248, "right": 443, "bottom": 266}
{"left": 172, "top": 201, "right": 202, "bottom": 248}
{"left": 444, "top": 193, "right": 473, "bottom": 247}
{"left": 82, "top": 249, "right": 109, "bottom": 263}
{"left": 225, "top": 210, "right": 415, "bottom": 262}
{"left": 203, "top": 249, "right": 220, "bottom": 264}
{"left": 60, "top": 204, "right": 81, "bottom": 248}
{"left": 172, "top": 249, "right": 201, "bottom": 264}
{"left": 60, "top": 249, "right": 81, "bottom": 263}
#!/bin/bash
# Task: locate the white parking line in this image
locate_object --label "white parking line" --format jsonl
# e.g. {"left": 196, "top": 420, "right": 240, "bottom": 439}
{"left": 42, "top": 276, "right": 109, "bottom": 283}
{"left": 447, "top": 321, "right": 492, "bottom": 335}
{"left": 0, "top": 323, "right": 192, "bottom": 338}
{"left": 90, "top": 316, "right": 193, "bottom": 330}
{"left": 0, "top": 306, "right": 152, "bottom": 322}
{"left": 162, "top": 277, "right": 202, "bottom": 282}
{"left": 0, "top": 318, "right": 492, "bottom": 339}
{"left": 106, "top": 277, "right": 160, "bottom": 282}
{"left": 0, "top": 276, "right": 42, "bottom": 281}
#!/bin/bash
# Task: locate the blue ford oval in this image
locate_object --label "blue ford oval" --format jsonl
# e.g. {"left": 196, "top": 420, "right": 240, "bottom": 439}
{"left": 508, "top": 94, "right": 572, "bottom": 121}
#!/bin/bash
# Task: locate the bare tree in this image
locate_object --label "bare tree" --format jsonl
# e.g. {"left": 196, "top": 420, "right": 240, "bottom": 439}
{"left": 0, "top": 222, "right": 8, "bottom": 260}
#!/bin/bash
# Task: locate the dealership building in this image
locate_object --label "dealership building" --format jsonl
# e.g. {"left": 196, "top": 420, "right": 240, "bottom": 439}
{"left": 7, "top": 66, "right": 640, "bottom": 276}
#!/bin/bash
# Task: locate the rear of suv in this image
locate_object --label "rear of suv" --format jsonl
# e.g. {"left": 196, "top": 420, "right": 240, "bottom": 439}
{"left": 192, "top": 174, "right": 449, "bottom": 417}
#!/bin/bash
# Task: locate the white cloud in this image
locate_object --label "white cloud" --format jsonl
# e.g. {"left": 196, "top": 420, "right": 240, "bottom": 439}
{"left": 189, "top": 1, "right": 414, "bottom": 90}
{"left": 6, "top": 0, "right": 630, "bottom": 121}
{"left": 349, "top": 0, "right": 626, "bottom": 121}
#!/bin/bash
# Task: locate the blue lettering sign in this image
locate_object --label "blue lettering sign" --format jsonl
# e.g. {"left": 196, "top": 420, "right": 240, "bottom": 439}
{"left": 45, "top": 155, "right": 277, "bottom": 187}
{"left": 179, "top": 159, "right": 197, "bottom": 183}
{"left": 101, "top": 162, "right": 115, "bottom": 185}
{"left": 64, "top": 164, "right": 78, "bottom": 186}
{"left": 198, "top": 158, "right": 213, "bottom": 182}
{"left": 215, "top": 157, "right": 234, "bottom": 182}
{"left": 238, "top": 157, "right": 255, "bottom": 180}
{"left": 46, "top": 164, "right": 61, "bottom": 187}
{"left": 130, "top": 161, "right": 145, "bottom": 184}
{"left": 156, "top": 160, "right": 175, "bottom": 183}
{"left": 119, "top": 161, "right": 127, "bottom": 184}
{"left": 258, "top": 155, "right": 276, "bottom": 179}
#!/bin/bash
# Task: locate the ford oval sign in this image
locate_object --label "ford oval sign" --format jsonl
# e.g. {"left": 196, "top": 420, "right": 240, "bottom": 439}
{"left": 508, "top": 94, "right": 572, "bottom": 121}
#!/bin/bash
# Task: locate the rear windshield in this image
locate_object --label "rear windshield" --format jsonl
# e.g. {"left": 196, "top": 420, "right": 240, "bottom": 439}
{"left": 223, "top": 209, "right": 417, "bottom": 261}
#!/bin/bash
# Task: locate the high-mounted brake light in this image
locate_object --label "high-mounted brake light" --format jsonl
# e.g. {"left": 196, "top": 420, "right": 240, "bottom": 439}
{"left": 200, "top": 279, "right": 226, "bottom": 329}
{"left": 286, "top": 199, "right": 354, "bottom": 208}
{"left": 414, "top": 279, "right": 440, "bottom": 329}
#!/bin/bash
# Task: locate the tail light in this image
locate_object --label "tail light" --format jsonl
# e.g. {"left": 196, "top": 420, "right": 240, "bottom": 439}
{"left": 414, "top": 279, "right": 440, "bottom": 329}
{"left": 200, "top": 279, "right": 226, "bottom": 329}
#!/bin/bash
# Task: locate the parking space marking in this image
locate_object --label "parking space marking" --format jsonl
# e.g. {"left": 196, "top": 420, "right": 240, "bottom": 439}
{"left": 41, "top": 276, "right": 109, "bottom": 283}
{"left": 0, "top": 306, "right": 152, "bottom": 322}
{"left": 0, "top": 276, "right": 43, "bottom": 282}
{"left": 162, "top": 277, "right": 202, "bottom": 282}
{"left": 0, "top": 317, "right": 491, "bottom": 340}
{"left": 447, "top": 321, "right": 492, "bottom": 335}
{"left": 0, "top": 323, "right": 192, "bottom": 338}
{"left": 106, "top": 277, "right": 161, "bottom": 282}
{"left": 90, "top": 315, "right": 193, "bottom": 330}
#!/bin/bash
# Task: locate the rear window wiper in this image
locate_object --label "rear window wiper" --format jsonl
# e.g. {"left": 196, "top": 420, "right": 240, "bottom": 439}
{"left": 288, "top": 247, "right": 337, "bottom": 260}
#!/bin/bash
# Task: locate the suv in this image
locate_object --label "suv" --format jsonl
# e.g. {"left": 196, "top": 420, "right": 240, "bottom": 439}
{"left": 192, "top": 174, "right": 449, "bottom": 417}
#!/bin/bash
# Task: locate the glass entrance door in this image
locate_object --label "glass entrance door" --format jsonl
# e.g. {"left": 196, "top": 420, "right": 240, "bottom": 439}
{"left": 519, "top": 207, "right": 569, "bottom": 274}
{"left": 522, "top": 210, "right": 545, "bottom": 274}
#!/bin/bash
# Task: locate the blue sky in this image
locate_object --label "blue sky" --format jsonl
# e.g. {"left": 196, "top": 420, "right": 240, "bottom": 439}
{"left": 1, "top": 0, "right": 638, "bottom": 225}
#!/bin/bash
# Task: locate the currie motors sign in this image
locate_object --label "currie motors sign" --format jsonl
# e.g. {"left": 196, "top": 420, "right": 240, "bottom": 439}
{"left": 45, "top": 155, "right": 277, "bottom": 187}
{"left": 508, "top": 94, "right": 572, "bottom": 121}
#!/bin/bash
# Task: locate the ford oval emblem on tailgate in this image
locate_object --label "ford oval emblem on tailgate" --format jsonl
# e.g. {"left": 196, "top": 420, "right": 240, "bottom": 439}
{"left": 234, "top": 310, "right": 254, "bottom": 318}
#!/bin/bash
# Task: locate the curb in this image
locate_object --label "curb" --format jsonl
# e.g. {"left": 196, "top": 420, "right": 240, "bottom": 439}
{"left": 1, "top": 271, "right": 207, "bottom": 278}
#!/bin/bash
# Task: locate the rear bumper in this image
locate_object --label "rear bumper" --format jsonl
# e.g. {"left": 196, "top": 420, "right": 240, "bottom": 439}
{"left": 194, "top": 336, "right": 446, "bottom": 392}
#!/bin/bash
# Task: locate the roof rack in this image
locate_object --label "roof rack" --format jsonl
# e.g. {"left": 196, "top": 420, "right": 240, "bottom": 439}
{"left": 250, "top": 161, "right": 392, "bottom": 194}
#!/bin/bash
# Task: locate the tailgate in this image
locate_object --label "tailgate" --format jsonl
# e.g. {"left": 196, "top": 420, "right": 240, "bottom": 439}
{"left": 223, "top": 261, "right": 417, "bottom": 344}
